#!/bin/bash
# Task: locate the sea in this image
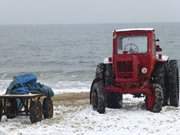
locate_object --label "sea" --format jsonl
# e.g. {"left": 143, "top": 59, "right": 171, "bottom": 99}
{"left": 0, "top": 23, "right": 180, "bottom": 93}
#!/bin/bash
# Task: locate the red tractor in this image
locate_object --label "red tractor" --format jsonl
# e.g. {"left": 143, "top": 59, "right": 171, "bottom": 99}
{"left": 90, "top": 28, "right": 179, "bottom": 113}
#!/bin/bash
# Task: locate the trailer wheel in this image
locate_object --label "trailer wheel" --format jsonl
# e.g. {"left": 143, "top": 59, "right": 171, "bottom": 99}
{"left": 6, "top": 99, "right": 17, "bottom": 118}
{"left": 30, "top": 100, "right": 42, "bottom": 123}
{"left": 43, "top": 97, "right": 53, "bottom": 119}
{"left": 151, "top": 84, "right": 164, "bottom": 112}
{"left": 167, "top": 60, "right": 179, "bottom": 107}
{"left": 90, "top": 80, "right": 105, "bottom": 114}
{"left": 0, "top": 100, "right": 2, "bottom": 121}
{"left": 107, "top": 93, "right": 122, "bottom": 108}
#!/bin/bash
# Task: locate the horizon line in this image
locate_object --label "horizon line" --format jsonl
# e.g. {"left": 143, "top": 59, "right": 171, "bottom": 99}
{"left": 0, "top": 21, "right": 179, "bottom": 25}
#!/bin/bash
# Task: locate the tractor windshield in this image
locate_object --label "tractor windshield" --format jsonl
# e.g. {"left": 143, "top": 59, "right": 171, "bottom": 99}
{"left": 118, "top": 36, "right": 147, "bottom": 54}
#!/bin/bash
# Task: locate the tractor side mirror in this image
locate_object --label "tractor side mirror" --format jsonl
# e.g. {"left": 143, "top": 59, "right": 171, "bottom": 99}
{"left": 155, "top": 38, "right": 162, "bottom": 52}
{"left": 156, "top": 45, "right": 162, "bottom": 52}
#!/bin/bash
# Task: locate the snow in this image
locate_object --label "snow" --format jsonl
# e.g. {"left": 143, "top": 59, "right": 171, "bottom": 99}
{"left": 1, "top": 94, "right": 180, "bottom": 135}
{"left": 115, "top": 28, "right": 154, "bottom": 32}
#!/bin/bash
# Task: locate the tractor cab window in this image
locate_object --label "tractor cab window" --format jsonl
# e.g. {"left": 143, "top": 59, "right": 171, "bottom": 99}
{"left": 118, "top": 36, "right": 148, "bottom": 54}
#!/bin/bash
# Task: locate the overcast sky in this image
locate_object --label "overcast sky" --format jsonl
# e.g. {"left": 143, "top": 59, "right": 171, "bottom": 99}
{"left": 0, "top": 0, "right": 179, "bottom": 24}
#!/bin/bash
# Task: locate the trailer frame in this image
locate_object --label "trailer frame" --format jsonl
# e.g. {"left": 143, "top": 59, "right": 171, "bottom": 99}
{"left": 0, "top": 93, "right": 53, "bottom": 123}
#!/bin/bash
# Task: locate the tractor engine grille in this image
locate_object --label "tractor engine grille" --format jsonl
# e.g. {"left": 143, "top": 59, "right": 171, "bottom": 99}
{"left": 118, "top": 61, "right": 133, "bottom": 78}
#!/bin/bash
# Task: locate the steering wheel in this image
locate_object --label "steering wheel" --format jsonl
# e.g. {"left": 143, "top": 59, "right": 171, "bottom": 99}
{"left": 124, "top": 43, "right": 139, "bottom": 53}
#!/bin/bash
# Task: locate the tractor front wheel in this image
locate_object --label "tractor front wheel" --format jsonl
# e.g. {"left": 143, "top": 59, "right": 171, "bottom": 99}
{"left": 152, "top": 63, "right": 166, "bottom": 106}
{"left": 146, "top": 83, "right": 163, "bottom": 112}
{"left": 90, "top": 80, "right": 106, "bottom": 114}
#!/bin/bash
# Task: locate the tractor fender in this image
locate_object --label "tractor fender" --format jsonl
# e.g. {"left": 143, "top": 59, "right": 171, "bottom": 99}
{"left": 103, "top": 57, "right": 112, "bottom": 64}
{"left": 156, "top": 54, "right": 169, "bottom": 62}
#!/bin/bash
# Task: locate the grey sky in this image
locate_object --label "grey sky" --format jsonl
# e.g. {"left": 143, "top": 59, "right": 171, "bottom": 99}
{"left": 0, "top": 0, "right": 179, "bottom": 24}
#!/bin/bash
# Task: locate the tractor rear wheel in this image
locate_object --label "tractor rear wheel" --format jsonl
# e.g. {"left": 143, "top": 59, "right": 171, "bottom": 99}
{"left": 164, "top": 62, "right": 170, "bottom": 106}
{"left": 29, "top": 100, "right": 42, "bottom": 123}
{"left": 151, "top": 83, "right": 164, "bottom": 112}
{"left": 96, "top": 63, "right": 105, "bottom": 80}
{"left": 43, "top": 97, "right": 53, "bottom": 119}
{"left": 107, "top": 93, "right": 122, "bottom": 108}
{"left": 90, "top": 80, "right": 106, "bottom": 114}
{"left": 167, "top": 60, "right": 179, "bottom": 107}
{"left": 104, "top": 64, "right": 113, "bottom": 86}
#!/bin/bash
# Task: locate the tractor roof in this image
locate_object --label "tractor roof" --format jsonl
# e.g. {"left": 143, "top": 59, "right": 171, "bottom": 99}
{"left": 115, "top": 28, "right": 154, "bottom": 32}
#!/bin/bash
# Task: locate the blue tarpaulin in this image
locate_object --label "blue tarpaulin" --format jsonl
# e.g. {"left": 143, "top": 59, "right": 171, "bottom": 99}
{"left": 6, "top": 73, "right": 54, "bottom": 97}
{"left": 14, "top": 73, "right": 37, "bottom": 84}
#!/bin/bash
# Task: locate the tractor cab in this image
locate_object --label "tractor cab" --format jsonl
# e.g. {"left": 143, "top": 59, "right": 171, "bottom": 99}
{"left": 112, "top": 28, "right": 157, "bottom": 85}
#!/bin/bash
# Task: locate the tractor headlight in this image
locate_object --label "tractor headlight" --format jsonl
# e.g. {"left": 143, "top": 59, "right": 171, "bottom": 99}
{"left": 141, "top": 67, "right": 148, "bottom": 74}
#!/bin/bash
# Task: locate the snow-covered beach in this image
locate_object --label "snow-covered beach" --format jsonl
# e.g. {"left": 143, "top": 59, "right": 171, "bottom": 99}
{"left": 1, "top": 92, "right": 180, "bottom": 135}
